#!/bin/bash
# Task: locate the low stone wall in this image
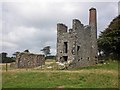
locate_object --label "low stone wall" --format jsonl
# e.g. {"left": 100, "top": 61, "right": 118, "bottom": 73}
{"left": 16, "top": 52, "right": 45, "bottom": 68}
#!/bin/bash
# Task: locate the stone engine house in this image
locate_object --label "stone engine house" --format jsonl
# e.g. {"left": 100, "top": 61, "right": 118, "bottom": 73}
{"left": 16, "top": 52, "right": 45, "bottom": 68}
{"left": 57, "top": 8, "right": 98, "bottom": 68}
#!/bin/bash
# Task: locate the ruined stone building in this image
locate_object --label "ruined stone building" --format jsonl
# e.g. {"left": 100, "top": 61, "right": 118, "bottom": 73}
{"left": 15, "top": 52, "right": 45, "bottom": 68}
{"left": 57, "top": 8, "right": 98, "bottom": 68}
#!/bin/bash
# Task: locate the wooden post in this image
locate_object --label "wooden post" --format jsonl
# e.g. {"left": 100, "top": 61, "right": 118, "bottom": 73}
{"left": 6, "top": 63, "right": 8, "bottom": 72}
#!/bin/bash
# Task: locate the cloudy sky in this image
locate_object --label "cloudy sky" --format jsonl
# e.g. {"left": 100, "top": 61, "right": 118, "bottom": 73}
{"left": 1, "top": 1, "right": 119, "bottom": 56}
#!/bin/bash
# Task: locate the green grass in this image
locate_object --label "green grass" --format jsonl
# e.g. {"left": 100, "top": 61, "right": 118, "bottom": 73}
{"left": 70, "top": 61, "right": 118, "bottom": 70}
{"left": 2, "top": 61, "right": 119, "bottom": 88}
{"left": 2, "top": 71, "right": 118, "bottom": 88}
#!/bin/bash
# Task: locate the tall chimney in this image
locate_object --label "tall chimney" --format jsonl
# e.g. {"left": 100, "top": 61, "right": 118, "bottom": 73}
{"left": 89, "top": 7, "right": 98, "bottom": 64}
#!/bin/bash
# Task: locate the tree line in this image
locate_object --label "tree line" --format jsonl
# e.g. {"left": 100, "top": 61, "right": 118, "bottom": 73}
{"left": 0, "top": 52, "right": 15, "bottom": 63}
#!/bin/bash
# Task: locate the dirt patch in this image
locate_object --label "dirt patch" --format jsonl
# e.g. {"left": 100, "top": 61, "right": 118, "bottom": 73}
{"left": 56, "top": 85, "right": 65, "bottom": 88}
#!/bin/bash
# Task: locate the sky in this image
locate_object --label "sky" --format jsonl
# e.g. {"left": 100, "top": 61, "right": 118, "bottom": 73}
{"left": 0, "top": 0, "right": 119, "bottom": 56}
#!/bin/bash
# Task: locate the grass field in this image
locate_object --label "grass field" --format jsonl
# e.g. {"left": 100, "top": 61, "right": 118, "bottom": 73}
{"left": 1, "top": 60, "right": 119, "bottom": 88}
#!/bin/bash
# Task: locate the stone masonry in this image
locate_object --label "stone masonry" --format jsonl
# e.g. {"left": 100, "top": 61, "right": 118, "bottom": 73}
{"left": 57, "top": 8, "right": 98, "bottom": 68}
{"left": 16, "top": 52, "right": 45, "bottom": 68}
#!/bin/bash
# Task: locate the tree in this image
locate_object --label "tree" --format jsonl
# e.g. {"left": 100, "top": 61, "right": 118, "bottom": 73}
{"left": 41, "top": 46, "right": 51, "bottom": 57}
{"left": 98, "top": 15, "right": 120, "bottom": 60}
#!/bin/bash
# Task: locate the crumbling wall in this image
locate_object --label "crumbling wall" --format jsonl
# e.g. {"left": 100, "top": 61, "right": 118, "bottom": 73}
{"left": 57, "top": 8, "right": 98, "bottom": 68}
{"left": 16, "top": 52, "right": 45, "bottom": 68}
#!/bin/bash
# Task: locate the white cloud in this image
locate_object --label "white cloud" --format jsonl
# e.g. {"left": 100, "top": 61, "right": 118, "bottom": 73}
{"left": 2, "top": 41, "right": 18, "bottom": 48}
{"left": 7, "top": 26, "right": 36, "bottom": 42}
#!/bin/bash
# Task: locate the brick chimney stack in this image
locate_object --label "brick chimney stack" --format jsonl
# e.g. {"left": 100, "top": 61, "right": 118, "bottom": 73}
{"left": 89, "top": 7, "right": 97, "bottom": 28}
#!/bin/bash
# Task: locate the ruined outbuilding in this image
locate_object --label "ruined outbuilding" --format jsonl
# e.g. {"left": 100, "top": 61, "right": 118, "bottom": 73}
{"left": 15, "top": 52, "right": 45, "bottom": 68}
{"left": 57, "top": 8, "right": 98, "bottom": 68}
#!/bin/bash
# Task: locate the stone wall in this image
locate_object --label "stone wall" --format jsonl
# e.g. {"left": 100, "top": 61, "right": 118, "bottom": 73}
{"left": 16, "top": 52, "right": 45, "bottom": 68}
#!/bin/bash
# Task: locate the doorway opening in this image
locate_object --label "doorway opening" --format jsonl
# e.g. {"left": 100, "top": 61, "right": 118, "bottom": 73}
{"left": 63, "top": 56, "right": 68, "bottom": 62}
